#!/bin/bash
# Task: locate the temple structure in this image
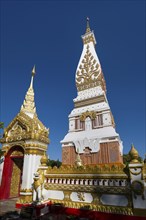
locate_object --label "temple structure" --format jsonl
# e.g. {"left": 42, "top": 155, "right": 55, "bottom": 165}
{"left": 0, "top": 19, "right": 145, "bottom": 218}
{"left": 0, "top": 67, "right": 49, "bottom": 202}
{"left": 61, "top": 18, "right": 123, "bottom": 165}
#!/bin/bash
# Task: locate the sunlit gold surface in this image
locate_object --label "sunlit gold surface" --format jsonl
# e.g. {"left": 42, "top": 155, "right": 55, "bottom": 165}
{"left": 10, "top": 161, "right": 21, "bottom": 197}
{"left": 80, "top": 110, "right": 96, "bottom": 121}
{"left": 48, "top": 199, "right": 133, "bottom": 215}
{"left": 76, "top": 45, "right": 106, "bottom": 92}
{"left": 0, "top": 111, "right": 49, "bottom": 146}
{"left": 46, "top": 164, "right": 126, "bottom": 175}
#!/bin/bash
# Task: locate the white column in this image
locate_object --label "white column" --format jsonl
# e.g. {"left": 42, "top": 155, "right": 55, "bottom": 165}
{"left": 0, "top": 156, "right": 4, "bottom": 185}
{"left": 21, "top": 154, "right": 31, "bottom": 189}
{"left": 21, "top": 154, "right": 41, "bottom": 190}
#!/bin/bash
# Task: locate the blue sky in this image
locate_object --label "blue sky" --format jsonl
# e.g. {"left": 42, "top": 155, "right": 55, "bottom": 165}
{"left": 0, "top": 0, "right": 145, "bottom": 160}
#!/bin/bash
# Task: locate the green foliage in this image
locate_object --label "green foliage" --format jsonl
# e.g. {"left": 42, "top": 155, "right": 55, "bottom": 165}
{"left": 123, "top": 154, "right": 143, "bottom": 165}
{"left": 0, "top": 122, "right": 4, "bottom": 129}
{"left": 0, "top": 148, "right": 4, "bottom": 158}
{"left": 47, "top": 159, "right": 62, "bottom": 168}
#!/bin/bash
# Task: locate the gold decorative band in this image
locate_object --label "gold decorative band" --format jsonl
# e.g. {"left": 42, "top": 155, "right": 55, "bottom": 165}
{"left": 74, "top": 96, "right": 105, "bottom": 108}
{"left": 25, "top": 148, "right": 46, "bottom": 155}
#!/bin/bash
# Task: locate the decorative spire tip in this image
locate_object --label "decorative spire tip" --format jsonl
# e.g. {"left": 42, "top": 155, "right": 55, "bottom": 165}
{"left": 32, "top": 65, "right": 36, "bottom": 76}
{"left": 86, "top": 17, "right": 91, "bottom": 34}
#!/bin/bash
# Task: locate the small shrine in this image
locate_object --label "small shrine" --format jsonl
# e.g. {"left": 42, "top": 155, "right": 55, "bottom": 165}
{"left": 0, "top": 66, "right": 49, "bottom": 202}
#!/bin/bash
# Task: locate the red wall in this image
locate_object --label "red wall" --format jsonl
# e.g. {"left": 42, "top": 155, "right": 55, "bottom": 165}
{"left": 0, "top": 146, "right": 24, "bottom": 200}
{"left": 0, "top": 154, "right": 13, "bottom": 199}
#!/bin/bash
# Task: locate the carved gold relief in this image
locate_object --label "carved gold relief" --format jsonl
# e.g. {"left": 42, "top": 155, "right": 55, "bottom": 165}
{"left": 83, "top": 35, "right": 96, "bottom": 45}
{"left": 10, "top": 160, "right": 21, "bottom": 197}
{"left": 49, "top": 199, "right": 133, "bottom": 215}
{"left": 25, "top": 148, "right": 45, "bottom": 155}
{"left": 25, "top": 143, "right": 47, "bottom": 150}
{"left": 11, "top": 150, "right": 24, "bottom": 156}
{"left": 64, "top": 191, "right": 71, "bottom": 201}
{"left": 17, "top": 195, "right": 33, "bottom": 204}
{"left": 20, "top": 188, "right": 33, "bottom": 193}
{"left": 80, "top": 110, "right": 96, "bottom": 121}
{"left": 8, "top": 122, "right": 26, "bottom": 137}
{"left": 0, "top": 111, "right": 49, "bottom": 145}
{"left": 46, "top": 163, "right": 126, "bottom": 175}
{"left": 74, "top": 96, "right": 105, "bottom": 108}
{"left": 76, "top": 45, "right": 106, "bottom": 92}
{"left": 77, "top": 192, "right": 85, "bottom": 201}
{"left": 44, "top": 183, "right": 130, "bottom": 195}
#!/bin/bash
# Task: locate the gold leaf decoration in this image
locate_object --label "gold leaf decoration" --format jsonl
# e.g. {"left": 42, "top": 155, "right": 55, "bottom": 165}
{"left": 76, "top": 45, "right": 106, "bottom": 91}
{"left": 77, "top": 192, "right": 85, "bottom": 201}
{"left": 80, "top": 110, "right": 96, "bottom": 121}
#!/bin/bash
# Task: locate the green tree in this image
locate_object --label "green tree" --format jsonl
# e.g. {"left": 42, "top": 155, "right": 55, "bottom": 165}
{"left": 0, "top": 122, "right": 4, "bottom": 129}
{"left": 0, "top": 149, "right": 3, "bottom": 158}
{"left": 47, "top": 159, "right": 62, "bottom": 168}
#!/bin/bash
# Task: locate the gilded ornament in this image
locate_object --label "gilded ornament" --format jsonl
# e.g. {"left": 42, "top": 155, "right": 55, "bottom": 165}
{"left": 77, "top": 192, "right": 85, "bottom": 201}
{"left": 129, "top": 145, "right": 139, "bottom": 163}
{"left": 76, "top": 45, "right": 106, "bottom": 92}
{"left": 45, "top": 163, "right": 125, "bottom": 175}
{"left": 10, "top": 161, "right": 21, "bottom": 197}
{"left": 40, "top": 152, "right": 48, "bottom": 165}
{"left": 83, "top": 35, "right": 96, "bottom": 45}
{"left": 64, "top": 191, "right": 71, "bottom": 201}
{"left": 0, "top": 110, "right": 49, "bottom": 146}
{"left": 74, "top": 95, "right": 105, "bottom": 108}
{"left": 17, "top": 195, "right": 33, "bottom": 204}
{"left": 20, "top": 188, "right": 33, "bottom": 193}
{"left": 48, "top": 199, "right": 133, "bottom": 215}
{"left": 11, "top": 150, "right": 24, "bottom": 156}
{"left": 80, "top": 110, "right": 96, "bottom": 122}
{"left": 25, "top": 148, "right": 45, "bottom": 156}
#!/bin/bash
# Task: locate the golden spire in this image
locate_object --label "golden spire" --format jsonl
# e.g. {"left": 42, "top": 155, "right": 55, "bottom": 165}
{"left": 86, "top": 17, "right": 91, "bottom": 34}
{"left": 20, "top": 66, "right": 36, "bottom": 117}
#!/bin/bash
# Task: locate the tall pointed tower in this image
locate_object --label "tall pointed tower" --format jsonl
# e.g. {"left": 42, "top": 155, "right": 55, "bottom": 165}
{"left": 0, "top": 67, "right": 49, "bottom": 203}
{"left": 61, "top": 19, "right": 123, "bottom": 165}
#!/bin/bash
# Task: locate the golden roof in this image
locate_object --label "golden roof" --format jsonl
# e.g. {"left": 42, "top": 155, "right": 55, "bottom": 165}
{"left": 0, "top": 66, "right": 49, "bottom": 145}
{"left": 1, "top": 111, "right": 49, "bottom": 144}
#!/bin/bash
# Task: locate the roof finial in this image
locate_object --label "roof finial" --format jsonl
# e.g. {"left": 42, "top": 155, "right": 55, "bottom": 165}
{"left": 86, "top": 17, "right": 91, "bottom": 34}
{"left": 129, "top": 144, "right": 139, "bottom": 163}
{"left": 30, "top": 65, "right": 36, "bottom": 88}
{"left": 32, "top": 65, "right": 36, "bottom": 76}
{"left": 21, "top": 66, "right": 36, "bottom": 117}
